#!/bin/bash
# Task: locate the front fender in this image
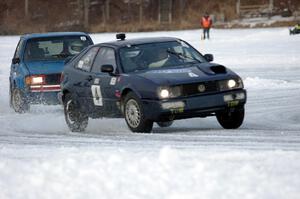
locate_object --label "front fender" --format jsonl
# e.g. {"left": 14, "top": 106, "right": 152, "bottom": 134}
{"left": 119, "top": 75, "right": 158, "bottom": 100}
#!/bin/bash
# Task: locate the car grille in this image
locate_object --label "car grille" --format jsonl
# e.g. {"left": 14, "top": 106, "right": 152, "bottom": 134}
{"left": 181, "top": 81, "right": 218, "bottom": 96}
{"left": 45, "top": 73, "right": 61, "bottom": 85}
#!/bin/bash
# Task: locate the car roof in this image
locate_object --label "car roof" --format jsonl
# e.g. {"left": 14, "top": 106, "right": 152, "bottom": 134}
{"left": 100, "top": 37, "right": 180, "bottom": 48}
{"left": 21, "top": 32, "right": 90, "bottom": 40}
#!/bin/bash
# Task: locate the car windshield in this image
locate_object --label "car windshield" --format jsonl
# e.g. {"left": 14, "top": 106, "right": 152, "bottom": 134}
{"left": 24, "top": 36, "right": 92, "bottom": 61}
{"left": 119, "top": 40, "right": 207, "bottom": 73}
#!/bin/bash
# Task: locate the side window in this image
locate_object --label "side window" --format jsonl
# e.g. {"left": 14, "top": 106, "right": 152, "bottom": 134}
{"left": 91, "top": 47, "right": 116, "bottom": 73}
{"left": 75, "top": 47, "right": 99, "bottom": 72}
{"left": 14, "top": 39, "right": 24, "bottom": 59}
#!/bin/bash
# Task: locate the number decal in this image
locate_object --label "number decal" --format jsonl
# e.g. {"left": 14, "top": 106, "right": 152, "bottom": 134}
{"left": 91, "top": 85, "right": 103, "bottom": 106}
{"left": 110, "top": 77, "right": 117, "bottom": 85}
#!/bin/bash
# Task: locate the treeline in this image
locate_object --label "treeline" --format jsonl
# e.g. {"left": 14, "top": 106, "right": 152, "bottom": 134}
{"left": 0, "top": 0, "right": 299, "bottom": 34}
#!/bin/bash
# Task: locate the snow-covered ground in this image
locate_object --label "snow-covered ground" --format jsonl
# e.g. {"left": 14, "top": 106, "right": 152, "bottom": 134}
{"left": 0, "top": 28, "right": 300, "bottom": 199}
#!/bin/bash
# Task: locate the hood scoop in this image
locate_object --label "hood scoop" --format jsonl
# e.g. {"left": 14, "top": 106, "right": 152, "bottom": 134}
{"left": 210, "top": 65, "right": 226, "bottom": 74}
{"left": 197, "top": 63, "right": 227, "bottom": 75}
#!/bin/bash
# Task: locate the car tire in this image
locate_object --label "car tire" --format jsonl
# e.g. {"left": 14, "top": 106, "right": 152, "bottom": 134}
{"left": 11, "top": 88, "right": 30, "bottom": 113}
{"left": 124, "top": 92, "right": 153, "bottom": 133}
{"left": 157, "top": 121, "right": 173, "bottom": 128}
{"left": 64, "top": 93, "right": 88, "bottom": 132}
{"left": 216, "top": 108, "right": 245, "bottom": 129}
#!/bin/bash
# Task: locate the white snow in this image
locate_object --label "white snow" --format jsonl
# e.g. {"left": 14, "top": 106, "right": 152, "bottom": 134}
{"left": 1, "top": 28, "right": 300, "bottom": 199}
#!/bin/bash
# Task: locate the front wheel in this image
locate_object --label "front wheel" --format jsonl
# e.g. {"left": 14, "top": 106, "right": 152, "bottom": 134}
{"left": 64, "top": 93, "right": 88, "bottom": 132}
{"left": 124, "top": 92, "right": 153, "bottom": 133}
{"left": 216, "top": 108, "right": 245, "bottom": 129}
{"left": 11, "top": 88, "right": 30, "bottom": 113}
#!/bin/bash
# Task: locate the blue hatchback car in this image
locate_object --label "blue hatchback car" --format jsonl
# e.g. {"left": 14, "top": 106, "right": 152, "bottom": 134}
{"left": 9, "top": 32, "right": 93, "bottom": 113}
{"left": 60, "top": 34, "right": 246, "bottom": 133}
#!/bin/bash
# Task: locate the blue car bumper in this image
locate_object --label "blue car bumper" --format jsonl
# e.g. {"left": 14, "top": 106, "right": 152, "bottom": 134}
{"left": 142, "top": 89, "right": 247, "bottom": 121}
{"left": 26, "top": 91, "right": 60, "bottom": 105}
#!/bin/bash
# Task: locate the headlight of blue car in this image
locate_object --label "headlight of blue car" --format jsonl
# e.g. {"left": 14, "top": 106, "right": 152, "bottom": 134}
{"left": 219, "top": 78, "right": 243, "bottom": 91}
{"left": 158, "top": 86, "right": 182, "bottom": 99}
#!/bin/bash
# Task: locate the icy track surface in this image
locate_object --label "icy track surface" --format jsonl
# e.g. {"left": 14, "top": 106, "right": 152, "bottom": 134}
{"left": 1, "top": 28, "right": 300, "bottom": 199}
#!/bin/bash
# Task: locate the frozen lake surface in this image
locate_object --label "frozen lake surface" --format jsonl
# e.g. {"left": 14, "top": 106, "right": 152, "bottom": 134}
{"left": 0, "top": 28, "right": 300, "bottom": 199}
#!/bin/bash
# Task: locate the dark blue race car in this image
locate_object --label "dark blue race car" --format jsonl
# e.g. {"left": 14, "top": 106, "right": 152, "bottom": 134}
{"left": 9, "top": 32, "right": 93, "bottom": 113}
{"left": 60, "top": 34, "right": 247, "bottom": 133}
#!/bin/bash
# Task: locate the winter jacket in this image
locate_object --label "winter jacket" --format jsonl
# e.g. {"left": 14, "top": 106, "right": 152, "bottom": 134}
{"left": 201, "top": 16, "right": 212, "bottom": 29}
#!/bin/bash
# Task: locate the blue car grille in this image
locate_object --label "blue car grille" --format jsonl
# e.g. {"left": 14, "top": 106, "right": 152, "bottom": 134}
{"left": 45, "top": 73, "right": 61, "bottom": 85}
{"left": 181, "top": 81, "right": 218, "bottom": 96}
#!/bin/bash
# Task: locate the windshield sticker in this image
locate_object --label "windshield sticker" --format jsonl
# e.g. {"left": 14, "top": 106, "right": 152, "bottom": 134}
{"left": 78, "top": 60, "right": 84, "bottom": 69}
{"left": 188, "top": 72, "right": 199, "bottom": 77}
{"left": 80, "top": 36, "right": 87, "bottom": 41}
{"left": 148, "top": 68, "right": 192, "bottom": 74}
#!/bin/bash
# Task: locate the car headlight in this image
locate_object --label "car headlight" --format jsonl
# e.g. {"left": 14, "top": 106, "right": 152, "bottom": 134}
{"left": 227, "top": 79, "right": 236, "bottom": 88}
{"left": 159, "top": 89, "right": 170, "bottom": 99}
{"left": 219, "top": 78, "right": 243, "bottom": 91}
{"left": 158, "top": 86, "right": 182, "bottom": 99}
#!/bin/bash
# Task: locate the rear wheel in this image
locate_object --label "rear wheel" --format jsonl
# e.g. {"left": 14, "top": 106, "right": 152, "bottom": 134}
{"left": 64, "top": 93, "right": 88, "bottom": 132}
{"left": 124, "top": 92, "right": 153, "bottom": 133}
{"left": 157, "top": 121, "right": 173, "bottom": 128}
{"left": 216, "top": 108, "right": 245, "bottom": 129}
{"left": 11, "top": 88, "right": 30, "bottom": 113}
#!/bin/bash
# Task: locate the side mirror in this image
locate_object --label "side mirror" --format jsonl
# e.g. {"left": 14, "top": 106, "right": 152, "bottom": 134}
{"left": 101, "top": 64, "right": 114, "bottom": 74}
{"left": 12, "top": 58, "right": 20, "bottom": 64}
{"left": 204, "top": 54, "right": 214, "bottom": 62}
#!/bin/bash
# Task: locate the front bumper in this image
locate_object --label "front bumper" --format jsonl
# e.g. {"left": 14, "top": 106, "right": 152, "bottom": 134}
{"left": 142, "top": 89, "right": 247, "bottom": 121}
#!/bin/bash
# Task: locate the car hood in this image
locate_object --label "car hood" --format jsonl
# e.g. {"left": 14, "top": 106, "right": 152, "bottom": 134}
{"left": 25, "top": 60, "right": 65, "bottom": 75}
{"left": 134, "top": 63, "right": 237, "bottom": 85}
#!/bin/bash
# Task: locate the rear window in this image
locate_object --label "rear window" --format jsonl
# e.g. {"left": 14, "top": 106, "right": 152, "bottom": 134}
{"left": 24, "top": 36, "right": 92, "bottom": 61}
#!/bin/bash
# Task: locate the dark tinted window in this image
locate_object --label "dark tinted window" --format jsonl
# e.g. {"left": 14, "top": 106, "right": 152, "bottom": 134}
{"left": 91, "top": 47, "right": 116, "bottom": 73}
{"left": 119, "top": 40, "right": 206, "bottom": 73}
{"left": 24, "top": 36, "right": 92, "bottom": 61}
{"left": 75, "top": 47, "right": 99, "bottom": 72}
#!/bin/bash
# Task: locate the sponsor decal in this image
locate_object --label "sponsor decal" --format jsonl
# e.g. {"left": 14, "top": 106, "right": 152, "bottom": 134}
{"left": 110, "top": 77, "right": 117, "bottom": 85}
{"left": 228, "top": 100, "right": 239, "bottom": 107}
{"left": 148, "top": 68, "right": 192, "bottom": 74}
{"left": 94, "top": 78, "right": 100, "bottom": 84}
{"left": 188, "top": 72, "right": 199, "bottom": 77}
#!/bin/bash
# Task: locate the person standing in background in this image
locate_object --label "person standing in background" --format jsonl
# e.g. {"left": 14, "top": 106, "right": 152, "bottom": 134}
{"left": 201, "top": 12, "right": 213, "bottom": 40}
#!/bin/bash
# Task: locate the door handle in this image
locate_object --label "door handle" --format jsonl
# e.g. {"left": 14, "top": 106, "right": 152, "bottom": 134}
{"left": 86, "top": 75, "right": 93, "bottom": 81}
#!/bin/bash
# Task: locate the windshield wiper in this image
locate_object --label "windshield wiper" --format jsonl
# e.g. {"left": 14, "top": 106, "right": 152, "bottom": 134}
{"left": 166, "top": 50, "right": 201, "bottom": 64}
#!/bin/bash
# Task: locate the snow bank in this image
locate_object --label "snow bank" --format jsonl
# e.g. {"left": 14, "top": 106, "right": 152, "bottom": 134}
{"left": 1, "top": 147, "right": 300, "bottom": 199}
{"left": 244, "top": 77, "right": 300, "bottom": 90}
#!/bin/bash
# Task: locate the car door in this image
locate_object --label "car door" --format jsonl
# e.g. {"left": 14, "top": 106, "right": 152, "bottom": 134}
{"left": 89, "top": 46, "right": 120, "bottom": 117}
{"left": 70, "top": 46, "right": 100, "bottom": 112}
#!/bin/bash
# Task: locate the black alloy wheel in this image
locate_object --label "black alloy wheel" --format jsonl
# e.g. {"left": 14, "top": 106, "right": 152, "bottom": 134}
{"left": 64, "top": 93, "right": 88, "bottom": 132}
{"left": 216, "top": 108, "right": 245, "bottom": 129}
{"left": 11, "top": 88, "right": 30, "bottom": 113}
